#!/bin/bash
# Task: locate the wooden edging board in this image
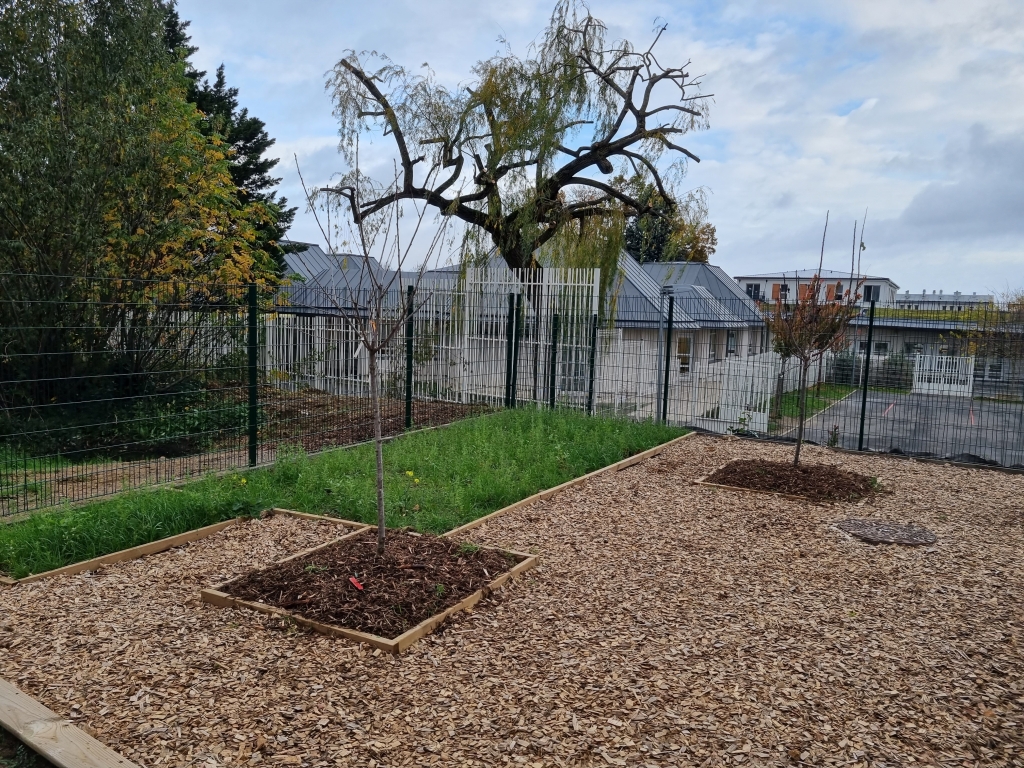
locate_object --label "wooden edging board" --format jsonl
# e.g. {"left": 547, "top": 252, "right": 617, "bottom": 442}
{"left": 0, "top": 677, "right": 138, "bottom": 768}
{"left": 200, "top": 528, "right": 539, "bottom": 654}
{"left": 691, "top": 474, "right": 829, "bottom": 504}
{"left": 0, "top": 518, "right": 243, "bottom": 587}
{"left": 0, "top": 510, "right": 367, "bottom": 588}
{"left": 442, "top": 430, "right": 696, "bottom": 539}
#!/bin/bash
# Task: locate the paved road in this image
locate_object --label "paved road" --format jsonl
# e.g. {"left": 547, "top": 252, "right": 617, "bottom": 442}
{"left": 801, "top": 391, "right": 1024, "bottom": 468}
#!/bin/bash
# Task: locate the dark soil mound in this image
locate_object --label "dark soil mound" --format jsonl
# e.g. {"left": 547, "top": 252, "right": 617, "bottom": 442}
{"left": 705, "top": 459, "right": 877, "bottom": 502}
{"left": 225, "top": 530, "right": 515, "bottom": 638}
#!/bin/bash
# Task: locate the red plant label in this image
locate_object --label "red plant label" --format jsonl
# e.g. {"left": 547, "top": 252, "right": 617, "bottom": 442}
{"left": 349, "top": 576, "right": 364, "bottom": 590}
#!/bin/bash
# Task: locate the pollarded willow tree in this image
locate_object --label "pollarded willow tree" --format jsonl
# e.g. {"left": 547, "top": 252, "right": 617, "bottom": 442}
{"left": 325, "top": 0, "right": 711, "bottom": 270}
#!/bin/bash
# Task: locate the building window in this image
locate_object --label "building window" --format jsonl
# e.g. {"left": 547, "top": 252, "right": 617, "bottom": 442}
{"left": 778, "top": 284, "right": 789, "bottom": 300}
{"left": 709, "top": 331, "right": 719, "bottom": 362}
{"left": 863, "top": 285, "right": 880, "bottom": 303}
{"left": 859, "top": 341, "right": 889, "bottom": 355}
{"left": 677, "top": 336, "right": 691, "bottom": 374}
{"left": 904, "top": 342, "right": 923, "bottom": 355}
{"left": 745, "top": 283, "right": 761, "bottom": 300}
{"left": 726, "top": 330, "right": 737, "bottom": 356}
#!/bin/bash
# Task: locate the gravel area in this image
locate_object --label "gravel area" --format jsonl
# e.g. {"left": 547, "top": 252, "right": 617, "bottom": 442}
{"left": 1, "top": 435, "right": 1023, "bottom": 767}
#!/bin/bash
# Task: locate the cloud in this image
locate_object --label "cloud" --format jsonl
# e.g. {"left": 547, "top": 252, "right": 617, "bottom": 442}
{"left": 173, "top": 0, "right": 1024, "bottom": 291}
{"left": 896, "top": 126, "right": 1024, "bottom": 238}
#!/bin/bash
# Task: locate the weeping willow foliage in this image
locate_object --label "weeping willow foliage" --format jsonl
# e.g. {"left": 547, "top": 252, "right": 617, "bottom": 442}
{"left": 324, "top": 0, "right": 711, "bottom": 271}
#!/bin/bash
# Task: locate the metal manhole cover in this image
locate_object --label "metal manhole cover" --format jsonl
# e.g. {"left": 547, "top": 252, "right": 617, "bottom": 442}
{"left": 837, "top": 519, "right": 937, "bottom": 546}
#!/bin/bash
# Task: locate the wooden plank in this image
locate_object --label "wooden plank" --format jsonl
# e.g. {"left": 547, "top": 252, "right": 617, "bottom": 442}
{"left": 392, "top": 552, "right": 539, "bottom": 652}
{"left": 0, "top": 677, "right": 137, "bottom": 768}
{"left": 273, "top": 527, "right": 369, "bottom": 565}
{"left": 5, "top": 518, "right": 242, "bottom": 587}
{"left": 443, "top": 432, "right": 695, "bottom": 538}
{"left": 266, "top": 509, "right": 370, "bottom": 528}
{"left": 0, "top": 576, "right": 16, "bottom": 586}
{"left": 200, "top": 588, "right": 399, "bottom": 653}
{"left": 691, "top": 478, "right": 825, "bottom": 504}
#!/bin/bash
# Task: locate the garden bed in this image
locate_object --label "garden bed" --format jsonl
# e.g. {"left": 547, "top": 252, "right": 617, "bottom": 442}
{"left": 203, "top": 528, "right": 537, "bottom": 652}
{"left": 1, "top": 409, "right": 682, "bottom": 579}
{"left": 700, "top": 457, "right": 878, "bottom": 502}
{"left": 4, "top": 436, "right": 1021, "bottom": 765}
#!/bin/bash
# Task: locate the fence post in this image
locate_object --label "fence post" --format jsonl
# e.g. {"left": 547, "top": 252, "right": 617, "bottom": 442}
{"left": 586, "top": 313, "right": 598, "bottom": 416}
{"left": 247, "top": 283, "right": 258, "bottom": 467}
{"left": 504, "top": 292, "right": 515, "bottom": 408}
{"left": 857, "top": 300, "right": 876, "bottom": 451}
{"left": 405, "top": 285, "right": 414, "bottom": 430}
{"left": 510, "top": 292, "right": 523, "bottom": 408}
{"left": 661, "top": 295, "right": 675, "bottom": 424}
{"left": 548, "top": 313, "right": 560, "bottom": 409}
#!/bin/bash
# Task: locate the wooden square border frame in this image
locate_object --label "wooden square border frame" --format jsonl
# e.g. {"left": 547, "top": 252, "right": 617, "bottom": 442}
{"left": 201, "top": 529, "right": 539, "bottom": 654}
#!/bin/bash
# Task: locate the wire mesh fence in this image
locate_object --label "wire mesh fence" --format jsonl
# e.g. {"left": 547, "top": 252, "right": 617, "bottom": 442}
{"left": 3, "top": 270, "right": 1023, "bottom": 517}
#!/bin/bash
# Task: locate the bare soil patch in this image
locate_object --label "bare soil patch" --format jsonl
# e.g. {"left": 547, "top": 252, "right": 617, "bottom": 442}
{"left": 262, "top": 391, "right": 489, "bottom": 454}
{"left": 705, "top": 457, "right": 877, "bottom": 501}
{"left": 222, "top": 529, "right": 516, "bottom": 639}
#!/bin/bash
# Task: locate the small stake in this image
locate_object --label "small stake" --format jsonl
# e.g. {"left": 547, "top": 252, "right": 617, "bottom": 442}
{"left": 349, "top": 576, "right": 364, "bottom": 590}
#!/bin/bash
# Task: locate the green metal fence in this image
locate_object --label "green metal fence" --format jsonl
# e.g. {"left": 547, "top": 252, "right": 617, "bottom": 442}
{"left": 3, "top": 272, "right": 1023, "bottom": 518}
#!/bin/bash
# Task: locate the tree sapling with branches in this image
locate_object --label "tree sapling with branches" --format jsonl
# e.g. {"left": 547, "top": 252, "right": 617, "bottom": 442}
{"left": 295, "top": 156, "right": 456, "bottom": 554}
{"left": 767, "top": 213, "right": 864, "bottom": 465}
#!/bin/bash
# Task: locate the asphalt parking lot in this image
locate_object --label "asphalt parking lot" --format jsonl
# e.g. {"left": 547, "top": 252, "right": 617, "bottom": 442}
{"left": 802, "top": 390, "right": 1024, "bottom": 467}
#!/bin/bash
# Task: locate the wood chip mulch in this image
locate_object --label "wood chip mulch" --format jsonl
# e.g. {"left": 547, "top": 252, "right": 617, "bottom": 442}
{"left": 705, "top": 457, "right": 877, "bottom": 501}
{"left": 223, "top": 530, "right": 516, "bottom": 639}
{"left": 1, "top": 435, "right": 1023, "bottom": 767}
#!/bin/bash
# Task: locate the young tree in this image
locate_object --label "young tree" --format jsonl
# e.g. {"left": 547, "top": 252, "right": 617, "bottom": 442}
{"left": 296, "top": 158, "right": 455, "bottom": 554}
{"left": 325, "top": 0, "right": 710, "bottom": 270}
{"left": 767, "top": 214, "right": 862, "bottom": 465}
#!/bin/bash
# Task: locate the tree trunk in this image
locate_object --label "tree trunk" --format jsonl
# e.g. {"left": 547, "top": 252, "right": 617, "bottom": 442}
{"left": 793, "top": 359, "right": 810, "bottom": 466}
{"left": 771, "top": 356, "right": 788, "bottom": 424}
{"left": 368, "top": 349, "right": 387, "bottom": 554}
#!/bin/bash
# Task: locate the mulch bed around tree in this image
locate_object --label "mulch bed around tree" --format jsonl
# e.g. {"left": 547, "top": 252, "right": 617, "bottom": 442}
{"left": 222, "top": 529, "right": 517, "bottom": 639}
{"left": 704, "top": 458, "right": 877, "bottom": 502}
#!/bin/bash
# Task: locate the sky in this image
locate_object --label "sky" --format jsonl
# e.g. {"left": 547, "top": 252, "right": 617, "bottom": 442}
{"left": 176, "top": 0, "right": 1024, "bottom": 295}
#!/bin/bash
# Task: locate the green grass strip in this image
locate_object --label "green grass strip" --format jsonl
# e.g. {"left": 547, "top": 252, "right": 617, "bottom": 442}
{"left": 0, "top": 409, "right": 684, "bottom": 579}
{"left": 774, "top": 383, "right": 858, "bottom": 419}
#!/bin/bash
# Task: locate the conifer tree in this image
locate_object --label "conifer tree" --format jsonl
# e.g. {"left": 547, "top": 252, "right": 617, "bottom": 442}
{"left": 162, "top": 3, "right": 296, "bottom": 272}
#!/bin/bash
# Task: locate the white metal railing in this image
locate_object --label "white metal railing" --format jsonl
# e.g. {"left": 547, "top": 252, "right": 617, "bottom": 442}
{"left": 912, "top": 354, "right": 975, "bottom": 397}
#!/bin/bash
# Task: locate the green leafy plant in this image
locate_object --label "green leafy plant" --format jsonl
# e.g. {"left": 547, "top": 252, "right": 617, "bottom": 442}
{"left": 0, "top": 409, "right": 684, "bottom": 578}
{"left": 827, "top": 424, "right": 840, "bottom": 448}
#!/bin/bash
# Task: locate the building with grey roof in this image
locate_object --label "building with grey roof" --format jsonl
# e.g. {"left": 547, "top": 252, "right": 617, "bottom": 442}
{"left": 733, "top": 268, "right": 899, "bottom": 306}
{"left": 894, "top": 289, "right": 994, "bottom": 311}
